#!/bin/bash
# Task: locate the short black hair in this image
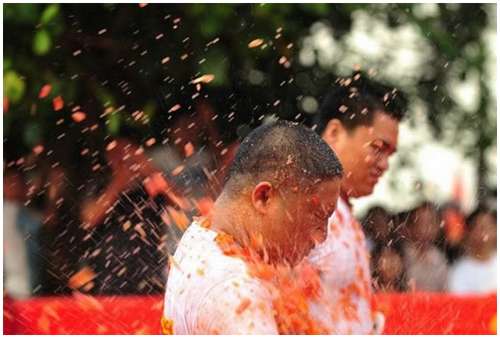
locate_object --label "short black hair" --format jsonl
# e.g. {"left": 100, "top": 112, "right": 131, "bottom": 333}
{"left": 314, "top": 71, "right": 408, "bottom": 135}
{"left": 466, "top": 206, "right": 495, "bottom": 230}
{"left": 409, "top": 201, "right": 440, "bottom": 226}
{"left": 224, "top": 120, "right": 343, "bottom": 195}
{"left": 363, "top": 205, "right": 391, "bottom": 226}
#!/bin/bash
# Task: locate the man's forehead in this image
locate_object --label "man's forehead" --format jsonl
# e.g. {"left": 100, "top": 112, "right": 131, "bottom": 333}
{"left": 283, "top": 178, "right": 335, "bottom": 197}
{"left": 367, "top": 112, "right": 399, "bottom": 141}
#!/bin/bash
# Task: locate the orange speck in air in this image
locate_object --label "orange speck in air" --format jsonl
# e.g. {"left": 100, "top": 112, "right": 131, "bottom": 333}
{"left": 106, "top": 140, "right": 117, "bottom": 151}
{"left": 33, "top": 145, "right": 44, "bottom": 155}
{"left": 184, "top": 142, "right": 194, "bottom": 157}
{"left": 52, "top": 96, "right": 64, "bottom": 111}
{"left": 71, "top": 111, "right": 86, "bottom": 122}
{"left": 68, "top": 266, "right": 96, "bottom": 290}
{"left": 171, "top": 165, "right": 185, "bottom": 176}
{"left": 38, "top": 84, "right": 52, "bottom": 98}
{"left": 248, "top": 39, "right": 264, "bottom": 48}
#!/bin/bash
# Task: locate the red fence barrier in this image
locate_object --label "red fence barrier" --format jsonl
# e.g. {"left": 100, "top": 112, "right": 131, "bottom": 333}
{"left": 375, "top": 292, "right": 496, "bottom": 334}
{"left": 3, "top": 293, "right": 496, "bottom": 334}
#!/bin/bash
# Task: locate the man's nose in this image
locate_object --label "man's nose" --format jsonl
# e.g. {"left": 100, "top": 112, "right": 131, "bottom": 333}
{"left": 378, "top": 155, "right": 390, "bottom": 173}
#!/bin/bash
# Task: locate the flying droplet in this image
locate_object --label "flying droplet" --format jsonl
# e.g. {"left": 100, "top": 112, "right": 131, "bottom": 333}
{"left": 191, "top": 74, "right": 215, "bottom": 84}
{"left": 145, "top": 138, "right": 156, "bottom": 147}
{"left": 33, "top": 145, "right": 44, "bottom": 155}
{"left": 184, "top": 142, "right": 194, "bottom": 157}
{"left": 248, "top": 39, "right": 264, "bottom": 48}
{"left": 172, "top": 165, "right": 185, "bottom": 176}
{"left": 106, "top": 140, "right": 117, "bottom": 151}
{"left": 71, "top": 111, "right": 86, "bottom": 123}
{"left": 168, "top": 104, "right": 181, "bottom": 113}
{"left": 52, "top": 96, "right": 64, "bottom": 111}
{"left": 38, "top": 84, "right": 52, "bottom": 99}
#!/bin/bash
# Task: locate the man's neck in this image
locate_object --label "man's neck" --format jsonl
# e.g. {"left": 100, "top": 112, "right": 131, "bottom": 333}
{"left": 211, "top": 194, "right": 251, "bottom": 246}
{"left": 339, "top": 189, "right": 351, "bottom": 209}
{"left": 211, "top": 194, "right": 290, "bottom": 266}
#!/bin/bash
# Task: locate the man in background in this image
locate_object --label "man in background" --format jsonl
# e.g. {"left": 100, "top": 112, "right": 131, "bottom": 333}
{"left": 307, "top": 71, "right": 407, "bottom": 333}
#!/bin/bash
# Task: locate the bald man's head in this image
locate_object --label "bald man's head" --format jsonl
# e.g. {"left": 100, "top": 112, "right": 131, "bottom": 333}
{"left": 217, "top": 120, "right": 343, "bottom": 264}
{"left": 224, "top": 120, "right": 343, "bottom": 196}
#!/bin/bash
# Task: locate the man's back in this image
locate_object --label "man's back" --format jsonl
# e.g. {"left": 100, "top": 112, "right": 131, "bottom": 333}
{"left": 163, "top": 221, "right": 278, "bottom": 334}
{"left": 308, "top": 197, "right": 374, "bottom": 334}
{"left": 164, "top": 200, "right": 376, "bottom": 334}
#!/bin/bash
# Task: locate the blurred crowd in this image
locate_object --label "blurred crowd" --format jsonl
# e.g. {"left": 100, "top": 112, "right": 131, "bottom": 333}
{"left": 4, "top": 150, "right": 497, "bottom": 299}
{"left": 3, "top": 101, "right": 236, "bottom": 298}
{"left": 3, "top": 103, "right": 497, "bottom": 299}
{"left": 363, "top": 202, "right": 497, "bottom": 294}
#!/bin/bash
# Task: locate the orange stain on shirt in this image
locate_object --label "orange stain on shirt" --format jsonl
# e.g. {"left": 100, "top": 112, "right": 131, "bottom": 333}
{"left": 235, "top": 298, "right": 252, "bottom": 315}
{"left": 160, "top": 316, "right": 174, "bottom": 334}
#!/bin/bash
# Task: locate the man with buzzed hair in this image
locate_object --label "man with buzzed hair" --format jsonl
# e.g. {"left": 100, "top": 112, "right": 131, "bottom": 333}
{"left": 307, "top": 71, "right": 408, "bottom": 334}
{"left": 163, "top": 121, "right": 343, "bottom": 334}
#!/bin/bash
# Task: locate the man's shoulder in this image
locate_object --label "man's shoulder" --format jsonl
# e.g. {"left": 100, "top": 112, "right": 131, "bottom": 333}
{"left": 164, "top": 222, "right": 276, "bottom": 334}
{"left": 331, "top": 197, "right": 353, "bottom": 225}
{"left": 171, "top": 223, "right": 245, "bottom": 275}
{"left": 167, "top": 222, "right": 257, "bottom": 297}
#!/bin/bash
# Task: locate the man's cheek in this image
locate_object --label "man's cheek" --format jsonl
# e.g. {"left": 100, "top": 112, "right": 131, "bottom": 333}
{"left": 364, "top": 154, "right": 378, "bottom": 167}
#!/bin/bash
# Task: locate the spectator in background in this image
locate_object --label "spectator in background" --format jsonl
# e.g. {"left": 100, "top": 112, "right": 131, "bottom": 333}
{"left": 150, "top": 110, "right": 215, "bottom": 199}
{"left": 373, "top": 247, "right": 405, "bottom": 292}
{"left": 35, "top": 163, "right": 84, "bottom": 295}
{"left": 402, "top": 202, "right": 448, "bottom": 292}
{"left": 149, "top": 99, "right": 239, "bottom": 201}
{"left": 391, "top": 210, "right": 411, "bottom": 247}
{"left": 79, "top": 138, "right": 187, "bottom": 294}
{"left": 4, "top": 164, "right": 43, "bottom": 295}
{"left": 363, "top": 207, "right": 406, "bottom": 292}
{"left": 362, "top": 206, "right": 394, "bottom": 253}
{"left": 3, "top": 167, "right": 32, "bottom": 298}
{"left": 15, "top": 174, "right": 44, "bottom": 295}
{"left": 447, "top": 207, "right": 497, "bottom": 294}
{"left": 439, "top": 202, "right": 466, "bottom": 264}
{"left": 307, "top": 71, "right": 408, "bottom": 333}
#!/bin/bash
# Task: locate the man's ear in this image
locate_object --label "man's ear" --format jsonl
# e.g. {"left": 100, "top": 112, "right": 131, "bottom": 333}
{"left": 322, "top": 119, "right": 344, "bottom": 148}
{"left": 252, "top": 182, "right": 274, "bottom": 214}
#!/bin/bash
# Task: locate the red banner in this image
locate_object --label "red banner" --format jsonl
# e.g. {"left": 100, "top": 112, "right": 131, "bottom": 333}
{"left": 3, "top": 293, "right": 496, "bottom": 334}
{"left": 376, "top": 292, "right": 496, "bottom": 334}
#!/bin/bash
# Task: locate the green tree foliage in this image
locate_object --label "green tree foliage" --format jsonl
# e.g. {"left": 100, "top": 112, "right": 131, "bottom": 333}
{"left": 3, "top": 3, "right": 496, "bottom": 200}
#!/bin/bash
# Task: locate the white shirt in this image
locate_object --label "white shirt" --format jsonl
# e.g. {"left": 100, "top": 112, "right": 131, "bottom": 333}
{"left": 403, "top": 243, "right": 448, "bottom": 292}
{"left": 3, "top": 201, "right": 31, "bottom": 299}
{"left": 163, "top": 197, "right": 376, "bottom": 334}
{"left": 163, "top": 221, "right": 278, "bottom": 334}
{"left": 307, "top": 197, "right": 375, "bottom": 334}
{"left": 447, "top": 253, "right": 497, "bottom": 295}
